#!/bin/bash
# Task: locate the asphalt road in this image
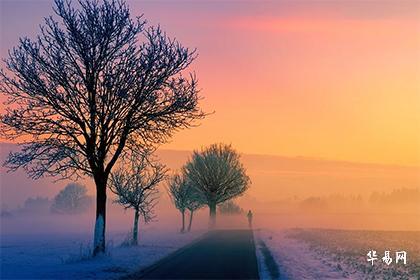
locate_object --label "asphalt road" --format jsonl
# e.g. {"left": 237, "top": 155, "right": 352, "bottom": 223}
{"left": 130, "top": 230, "right": 260, "bottom": 279}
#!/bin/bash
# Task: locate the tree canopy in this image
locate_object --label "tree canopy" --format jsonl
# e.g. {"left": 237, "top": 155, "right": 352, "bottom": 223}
{"left": 184, "top": 143, "right": 250, "bottom": 227}
{"left": 0, "top": 0, "right": 204, "bottom": 180}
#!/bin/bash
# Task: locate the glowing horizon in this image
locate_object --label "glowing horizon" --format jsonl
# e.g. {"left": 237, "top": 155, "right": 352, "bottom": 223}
{"left": 1, "top": 0, "right": 419, "bottom": 167}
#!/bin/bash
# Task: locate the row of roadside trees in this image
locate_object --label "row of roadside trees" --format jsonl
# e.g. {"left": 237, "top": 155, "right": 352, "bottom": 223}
{"left": 0, "top": 0, "right": 250, "bottom": 255}
{"left": 106, "top": 143, "right": 250, "bottom": 245}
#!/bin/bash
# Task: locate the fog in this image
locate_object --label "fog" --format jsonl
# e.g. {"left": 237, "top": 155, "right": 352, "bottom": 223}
{"left": 1, "top": 143, "right": 419, "bottom": 237}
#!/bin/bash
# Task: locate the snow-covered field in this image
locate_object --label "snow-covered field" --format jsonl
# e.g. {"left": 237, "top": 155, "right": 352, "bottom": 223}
{"left": 257, "top": 228, "right": 420, "bottom": 279}
{"left": 1, "top": 227, "right": 204, "bottom": 279}
{"left": 257, "top": 229, "right": 356, "bottom": 279}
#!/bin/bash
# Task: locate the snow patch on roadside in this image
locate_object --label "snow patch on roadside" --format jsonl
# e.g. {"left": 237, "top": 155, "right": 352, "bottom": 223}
{"left": 257, "top": 229, "right": 362, "bottom": 279}
{"left": 255, "top": 237, "right": 282, "bottom": 280}
{"left": 1, "top": 228, "right": 205, "bottom": 279}
{"left": 256, "top": 239, "right": 272, "bottom": 280}
{"left": 93, "top": 214, "right": 104, "bottom": 250}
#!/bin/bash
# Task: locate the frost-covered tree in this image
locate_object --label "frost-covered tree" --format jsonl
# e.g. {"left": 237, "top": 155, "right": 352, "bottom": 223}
{"left": 167, "top": 172, "right": 203, "bottom": 232}
{"left": 186, "top": 192, "right": 203, "bottom": 232}
{"left": 167, "top": 173, "right": 189, "bottom": 232}
{"left": 51, "top": 183, "right": 92, "bottom": 214}
{"left": 184, "top": 144, "right": 250, "bottom": 227}
{"left": 0, "top": 0, "right": 204, "bottom": 255}
{"left": 109, "top": 153, "right": 166, "bottom": 245}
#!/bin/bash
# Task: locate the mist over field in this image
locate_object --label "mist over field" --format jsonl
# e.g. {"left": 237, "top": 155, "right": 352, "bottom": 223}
{"left": 1, "top": 141, "right": 419, "bottom": 278}
{"left": 2, "top": 143, "right": 419, "bottom": 233}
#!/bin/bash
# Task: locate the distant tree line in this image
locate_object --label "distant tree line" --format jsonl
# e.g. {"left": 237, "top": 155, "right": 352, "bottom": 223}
{"left": 218, "top": 200, "right": 244, "bottom": 216}
{"left": 369, "top": 188, "right": 420, "bottom": 205}
{"left": 51, "top": 183, "right": 93, "bottom": 214}
{"left": 297, "top": 188, "right": 420, "bottom": 213}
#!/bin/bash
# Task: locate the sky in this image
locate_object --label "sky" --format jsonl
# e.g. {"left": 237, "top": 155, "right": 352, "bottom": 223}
{"left": 1, "top": 0, "right": 419, "bottom": 167}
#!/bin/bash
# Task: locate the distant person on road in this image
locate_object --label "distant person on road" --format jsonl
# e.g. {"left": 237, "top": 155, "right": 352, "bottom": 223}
{"left": 247, "top": 210, "right": 253, "bottom": 228}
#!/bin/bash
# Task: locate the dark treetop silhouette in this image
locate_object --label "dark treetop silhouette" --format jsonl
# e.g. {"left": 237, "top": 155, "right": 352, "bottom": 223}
{"left": 0, "top": 0, "right": 204, "bottom": 255}
{"left": 109, "top": 151, "right": 166, "bottom": 245}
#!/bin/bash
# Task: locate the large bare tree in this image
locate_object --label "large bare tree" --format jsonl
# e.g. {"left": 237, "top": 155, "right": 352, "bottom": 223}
{"left": 184, "top": 144, "right": 250, "bottom": 228}
{"left": 0, "top": 0, "right": 204, "bottom": 255}
{"left": 109, "top": 152, "right": 166, "bottom": 245}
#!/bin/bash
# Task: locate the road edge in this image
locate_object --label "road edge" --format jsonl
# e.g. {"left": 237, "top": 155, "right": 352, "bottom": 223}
{"left": 120, "top": 230, "right": 210, "bottom": 280}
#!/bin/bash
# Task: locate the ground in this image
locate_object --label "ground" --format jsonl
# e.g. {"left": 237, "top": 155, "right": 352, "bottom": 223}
{"left": 128, "top": 230, "right": 259, "bottom": 279}
{"left": 257, "top": 228, "right": 420, "bottom": 280}
{"left": 2, "top": 223, "right": 419, "bottom": 279}
{"left": 1, "top": 227, "right": 204, "bottom": 279}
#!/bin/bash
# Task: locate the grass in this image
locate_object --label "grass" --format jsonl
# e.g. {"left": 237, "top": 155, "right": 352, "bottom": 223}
{"left": 287, "top": 228, "right": 420, "bottom": 280}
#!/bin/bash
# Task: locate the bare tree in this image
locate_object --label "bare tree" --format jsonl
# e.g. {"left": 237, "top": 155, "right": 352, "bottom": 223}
{"left": 109, "top": 152, "right": 165, "bottom": 245}
{"left": 51, "top": 183, "right": 92, "bottom": 214}
{"left": 186, "top": 186, "right": 204, "bottom": 232}
{"left": 0, "top": 0, "right": 204, "bottom": 255}
{"left": 167, "top": 173, "right": 189, "bottom": 233}
{"left": 167, "top": 172, "right": 203, "bottom": 233}
{"left": 184, "top": 144, "right": 250, "bottom": 228}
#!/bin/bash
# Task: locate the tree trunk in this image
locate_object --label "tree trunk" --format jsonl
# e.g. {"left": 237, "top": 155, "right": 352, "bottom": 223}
{"left": 209, "top": 202, "right": 216, "bottom": 228}
{"left": 132, "top": 210, "right": 139, "bottom": 245}
{"left": 93, "top": 175, "right": 107, "bottom": 256}
{"left": 181, "top": 210, "right": 185, "bottom": 233}
{"left": 188, "top": 210, "right": 194, "bottom": 232}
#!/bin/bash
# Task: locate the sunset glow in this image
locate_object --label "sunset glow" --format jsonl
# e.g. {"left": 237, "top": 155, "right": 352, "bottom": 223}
{"left": 1, "top": 1, "right": 420, "bottom": 278}
{"left": 1, "top": 1, "right": 419, "bottom": 166}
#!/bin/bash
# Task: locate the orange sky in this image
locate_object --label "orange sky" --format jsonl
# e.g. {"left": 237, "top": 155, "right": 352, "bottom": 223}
{"left": 1, "top": 0, "right": 419, "bottom": 167}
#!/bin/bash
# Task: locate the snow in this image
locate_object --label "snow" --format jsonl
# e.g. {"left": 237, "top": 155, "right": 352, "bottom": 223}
{"left": 93, "top": 214, "right": 104, "bottom": 250}
{"left": 255, "top": 240, "right": 273, "bottom": 280}
{"left": 256, "top": 229, "right": 362, "bottom": 279}
{"left": 1, "top": 227, "right": 204, "bottom": 279}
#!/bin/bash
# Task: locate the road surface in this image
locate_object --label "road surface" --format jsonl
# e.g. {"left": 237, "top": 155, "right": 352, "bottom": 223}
{"left": 129, "top": 230, "right": 260, "bottom": 279}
